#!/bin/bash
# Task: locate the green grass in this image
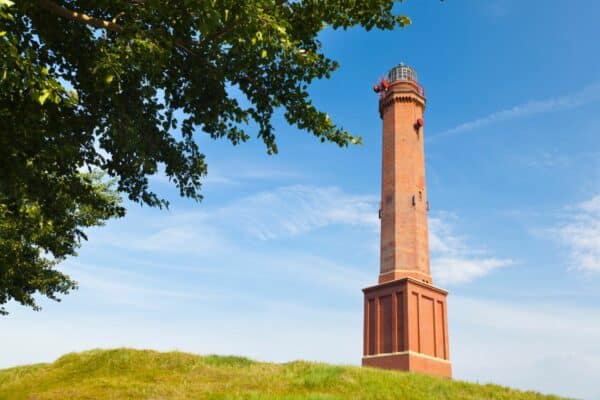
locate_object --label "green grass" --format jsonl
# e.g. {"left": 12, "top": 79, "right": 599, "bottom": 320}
{"left": 0, "top": 348, "right": 567, "bottom": 400}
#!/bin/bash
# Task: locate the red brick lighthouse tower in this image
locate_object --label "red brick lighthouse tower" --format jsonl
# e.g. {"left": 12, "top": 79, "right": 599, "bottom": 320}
{"left": 362, "top": 64, "right": 451, "bottom": 377}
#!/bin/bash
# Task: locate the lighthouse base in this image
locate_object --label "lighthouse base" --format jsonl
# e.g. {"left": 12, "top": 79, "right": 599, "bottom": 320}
{"left": 362, "top": 277, "right": 451, "bottom": 378}
{"left": 362, "top": 351, "right": 451, "bottom": 377}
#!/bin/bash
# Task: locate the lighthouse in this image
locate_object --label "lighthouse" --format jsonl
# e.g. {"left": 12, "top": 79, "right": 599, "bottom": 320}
{"left": 362, "top": 64, "right": 452, "bottom": 377}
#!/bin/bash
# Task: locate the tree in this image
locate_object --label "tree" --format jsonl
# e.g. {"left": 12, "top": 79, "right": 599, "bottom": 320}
{"left": 0, "top": 171, "right": 124, "bottom": 314}
{"left": 0, "top": 0, "right": 413, "bottom": 312}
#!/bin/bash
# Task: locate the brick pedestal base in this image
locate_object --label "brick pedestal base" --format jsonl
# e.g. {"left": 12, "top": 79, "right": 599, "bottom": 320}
{"left": 363, "top": 351, "right": 451, "bottom": 377}
{"left": 362, "top": 278, "right": 451, "bottom": 378}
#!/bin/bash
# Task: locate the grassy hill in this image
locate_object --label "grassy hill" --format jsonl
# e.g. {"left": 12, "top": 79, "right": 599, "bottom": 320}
{"left": 0, "top": 349, "right": 566, "bottom": 400}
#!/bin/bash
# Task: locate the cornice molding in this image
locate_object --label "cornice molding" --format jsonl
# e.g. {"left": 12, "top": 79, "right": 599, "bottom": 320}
{"left": 379, "top": 92, "right": 426, "bottom": 118}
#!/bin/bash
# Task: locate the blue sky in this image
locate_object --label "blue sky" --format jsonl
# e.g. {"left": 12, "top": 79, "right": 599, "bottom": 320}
{"left": 2, "top": 0, "right": 600, "bottom": 398}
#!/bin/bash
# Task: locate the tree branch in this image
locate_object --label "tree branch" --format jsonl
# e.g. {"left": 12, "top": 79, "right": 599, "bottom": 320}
{"left": 37, "top": 0, "right": 123, "bottom": 33}
{"left": 36, "top": 0, "right": 194, "bottom": 54}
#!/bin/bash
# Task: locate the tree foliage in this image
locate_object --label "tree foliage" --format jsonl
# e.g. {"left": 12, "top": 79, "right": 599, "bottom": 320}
{"left": 0, "top": 0, "right": 412, "bottom": 312}
{"left": 0, "top": 170, "right": 124, "bottom": 314}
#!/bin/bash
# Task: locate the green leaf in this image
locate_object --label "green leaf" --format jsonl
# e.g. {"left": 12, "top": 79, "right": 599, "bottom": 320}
{"left": 105, "top": 74, "right": 114, "bottom": 84}
{"left": 37, "top": 89, "right": 51, "bottom": 105}
{"left": 398, "top": 15, "right": 412, "bottom": 27}
{"left": 69, "top": 89, "right": 79, "bottom": 103}
{"left": 261, "top": 49, "right": 267, "bottom": 58}
{"left": 0, "top": 0, "right": 14, "bottom": 8}
{"left": 350, "top": 136, "right": 362, "bottom": 145}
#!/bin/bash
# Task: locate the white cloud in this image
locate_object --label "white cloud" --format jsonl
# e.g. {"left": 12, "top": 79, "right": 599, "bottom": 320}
{"left": 239, "top": 168, "right": 301, "bottom": 181}
{"left": 429, "top": 214, "right": 467, "bottom": 254}
{"left": 433, "top": 257, "right": 513, "bottom": 285}
{"left": 100, "top": 185, "right": 378, "bottom": 247}
{"left": 450, "top": 295, "right": 600, "bottom": 400}
{"left": 81, "top": 185, "right": 377, "bottom": 298}
{"left": 511, "top": 149, "right": 600, "bottom": 169}
{"left": 251, "top": 252, "right": 371, "bottom": 293}
{"left": 94, "top": 188, "right": 509, "bottom": 286}
{"left": 580, "top": 195, "right": 600, "bottom": 213}
{"left": 510, "top": 149, "right": 572, "bottom": 168}
{"left": 432, "top": 83, "right": 600, "bottom": 140}
{"left": 200, "top": 171, "right": 237, "bottom": 186}
{"left": 92, "top": 218, "right": 228, "bottom": 255}
{"left": 556, "top": 194, "right": 600, "bottom": 272}
{"left": 215, "top": 185, "right": 378, "bottom": 241}
{"left": 429, "top": 215, "right": 513, "bottom": 285}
